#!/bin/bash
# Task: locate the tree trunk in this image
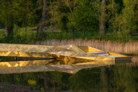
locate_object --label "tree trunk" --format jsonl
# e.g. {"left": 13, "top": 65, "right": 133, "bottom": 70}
{"left": 39, "top": 0, "right": 47, "bottom": 38}
{"left": 41, "top": 0, "right": 47, "bottom": 31}
{"left": 5, "top": 21, "right": 13, "bottom": 38}
{"left": 5, "top": 0, "right": 13, "bottom": 38}
{"left": 100, "top": 0, "right": 106, "bottom": 35}
{"left": 5, "top": 23, "right": 8, "bottom": 37}
{"left": 50, "top": 0, "right": 54, "bottom": 32}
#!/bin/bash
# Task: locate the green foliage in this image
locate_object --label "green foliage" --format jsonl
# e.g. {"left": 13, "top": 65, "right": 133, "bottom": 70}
{"left": 113, "top": 0, "right": 137, "bottom": 35}
{"left": 105, "top": 0, "right": 137, "bottom": 41}
{"left": 0, "top": 0, "right": 25, "bottom": 26}
{"left": 0, "top": 0, "right": 137, "bottom": 42}
{"left": 106, "top": 0, "right": 119, "bottom": 33}
{"left": 68, "top": 0, "right": 100, "bottom": 33}
{"left": 47, "top": 0, "right": 70, "bottom": 31}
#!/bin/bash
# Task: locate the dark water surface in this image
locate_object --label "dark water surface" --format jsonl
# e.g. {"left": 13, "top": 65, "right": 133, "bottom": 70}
{"left": 0, "top": 57, "right": 138, "bottom": 92}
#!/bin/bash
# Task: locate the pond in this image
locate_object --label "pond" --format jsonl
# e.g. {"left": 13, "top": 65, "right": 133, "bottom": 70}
{"left": 0, "top": 56, "right": 137, "bottom": 92}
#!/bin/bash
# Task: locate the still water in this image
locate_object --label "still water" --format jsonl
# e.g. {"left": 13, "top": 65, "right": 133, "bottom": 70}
{"left": 0, "top": 57, "right": 138, "bottom": 92}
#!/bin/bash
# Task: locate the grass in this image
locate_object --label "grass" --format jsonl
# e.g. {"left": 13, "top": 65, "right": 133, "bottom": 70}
{"left": 0, "top": 27, "right": 37, "bottom": 43}
{"left": 131, "top": 36, "right": 138, "bottom": 40}
{"left": 0, "top": 27, "right": 138, "bottom": 43}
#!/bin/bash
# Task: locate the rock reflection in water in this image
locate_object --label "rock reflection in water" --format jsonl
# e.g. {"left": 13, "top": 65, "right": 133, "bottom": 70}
{"left": 0, "top": 57, "right": 137, "bottom": 92}
{"left": 0, "top": 54, "right": 133, "bottom": 74}
{"left": 0, "top": 59, "right": 114, "bottom": 74}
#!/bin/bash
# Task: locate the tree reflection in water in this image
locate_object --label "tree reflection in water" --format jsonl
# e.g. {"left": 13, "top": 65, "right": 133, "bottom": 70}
{"left": 0, "top": 64, "right": 137, "bottom": 92}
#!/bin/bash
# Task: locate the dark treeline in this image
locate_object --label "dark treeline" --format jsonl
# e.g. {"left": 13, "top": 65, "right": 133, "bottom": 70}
{"left": 0, "top": 0, "right": 137, "bottom": 41}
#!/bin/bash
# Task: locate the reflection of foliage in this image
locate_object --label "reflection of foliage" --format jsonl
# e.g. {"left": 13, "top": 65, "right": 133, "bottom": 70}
{"left": 0, "top": 65, "right": 138, "bottom": 92}
{"left": 113, "top": 65, "right": 138, "bottom": 92}
{"left": 49, "top": 72, "right": 63, "bottom": 86}
{"left": 28, "top": 79, "right": 37, "bottom": 86}
{"left": 69, "top": 68, "right": 101, "bottom": 92}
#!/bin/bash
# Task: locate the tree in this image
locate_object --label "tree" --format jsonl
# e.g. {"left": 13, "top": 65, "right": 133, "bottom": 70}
{"left": 68, "top": 0, "right": 100, "bottom": 33}
{"left": 0, "top": 0, "right": 27, "bottom": 37}
{"left": 99, "top": 0, "right": 106, "bottom": 35}
{"left": 46, "top": 0, "right": 73, "bottom": 31}
{"left": 106, "top": 0, "right": 118, "bottom": 33}
{"left": 0, "top": 0, "right": 13, "bottom": 37}
{"left": 42, "top": 0, "right": 47, "bottom": 30}
{"left": 113, "top": 0, "right": 137, "bottom": 38}
{"left": 24, "top": 0, "right": 38, "bottom": 27}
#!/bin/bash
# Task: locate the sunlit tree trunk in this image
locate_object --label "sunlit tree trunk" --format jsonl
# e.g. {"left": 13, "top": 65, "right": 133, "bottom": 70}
{"left": 100, "top": 0, "right": 106, "bottom": 35}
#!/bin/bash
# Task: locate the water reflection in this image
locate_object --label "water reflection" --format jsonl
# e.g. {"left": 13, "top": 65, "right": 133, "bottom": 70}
{"left": 0, "top": 56, "right": 132, "bottom": 74}
{"left": 0, "top": 59, "right": 114, "bottom": 74}
{"left": 0, "top": 57, "right": 137, "bottom": 92}
{"left": 69, "top": 65, "right": 138, "bottom": 92}
{"left": 0, "top": 64, "right": 137, "bottom": 92}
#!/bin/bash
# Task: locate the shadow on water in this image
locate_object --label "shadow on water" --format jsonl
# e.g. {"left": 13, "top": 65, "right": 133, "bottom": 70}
{"left": 0, "top": 56, "right": 137, "bottom": 92}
